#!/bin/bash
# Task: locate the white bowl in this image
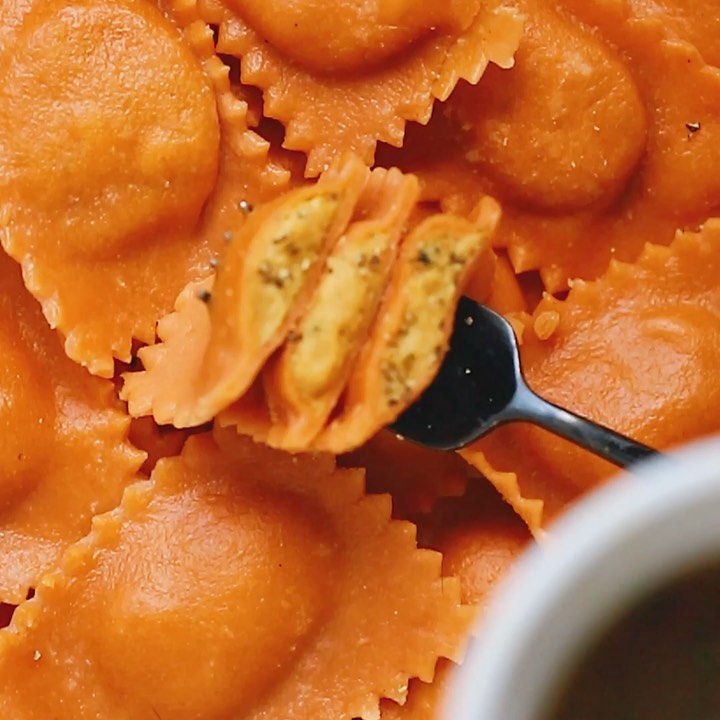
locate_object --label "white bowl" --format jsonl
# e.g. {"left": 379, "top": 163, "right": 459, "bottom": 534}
{"left": 447, "top": 436, "right": 720, "bottom": 720}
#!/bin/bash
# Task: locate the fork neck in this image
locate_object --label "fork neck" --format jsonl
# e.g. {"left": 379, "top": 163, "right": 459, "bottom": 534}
{"left": 501, "top": 381, "right": 660, "bottom": 469}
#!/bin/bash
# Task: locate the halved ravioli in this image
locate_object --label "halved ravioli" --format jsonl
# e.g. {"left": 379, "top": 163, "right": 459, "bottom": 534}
{"left": 124, "top": 160, "right": 499, "bottom": 454}
{"left": 123, "top": 154, "right": 370, "bottom": 426}
{"left": 316, "top": 198, "right": 500, "bottom": 453}
{"left": 264, "top": 168, "right": 421, "bottom": 450}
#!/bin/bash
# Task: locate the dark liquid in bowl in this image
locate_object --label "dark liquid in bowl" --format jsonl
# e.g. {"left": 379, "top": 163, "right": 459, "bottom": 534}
{"left": 545, "top": 560, "right": 720, "bottom": 720}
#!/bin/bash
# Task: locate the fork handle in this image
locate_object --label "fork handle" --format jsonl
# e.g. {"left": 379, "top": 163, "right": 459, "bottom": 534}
{"left": 505, "top": 382, "right": 661, "bottom": 468}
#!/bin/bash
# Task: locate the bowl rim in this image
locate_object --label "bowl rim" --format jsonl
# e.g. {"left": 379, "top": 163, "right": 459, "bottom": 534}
{"left": 446, "top": 435, "right": 720, "bottom": 720}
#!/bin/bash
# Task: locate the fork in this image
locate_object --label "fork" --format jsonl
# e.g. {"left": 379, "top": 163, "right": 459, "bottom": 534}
{"left": 390, "top": 297, "right": 660, "bottom": 468}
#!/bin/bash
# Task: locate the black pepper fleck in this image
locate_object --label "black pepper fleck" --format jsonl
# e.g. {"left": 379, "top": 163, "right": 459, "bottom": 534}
{"left": 258, "top": 262, "right": 286, "bottom": 288}
{"left": 417, "top": 249, "right": 432, "bottom": 265}
{"left": 197, "top": 289, "right": 212, "bottom": 304}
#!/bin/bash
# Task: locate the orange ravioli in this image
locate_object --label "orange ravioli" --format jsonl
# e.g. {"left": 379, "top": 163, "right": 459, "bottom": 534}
{"left": 478, "top": 12, "right": 720, "bottom": 290}
{"left": 124, "top": 162, "right": 499, "bottom": 456}
{"left": 224, "top": 200, "right": 500, "bottom": 453}
{"left": 0, "top": 0, "right": 289, "bottom": 377}
{"left": 0, "top": 252, "right": 143, "bottom": 604}
{"left": 556, "top": 3, "right": 720, "bottom": 221}
{"left": 123, "top": 155, "right": 370, "bottom": 427}
{"left": 0, "top": 0, "right": 216, "bottom": 374}
{"left": 197, "top": 0, "right": 522, "bottom": 175}
{"left": 317, "top": 199, "right": 500, "bottom": 454}
{"left": 0, "top": 429, "right": 472, "bottom": 720}
{"left": 264, "top": 168, "right": 420, "bottom": 450}
{"left": 464, "top": 219, "right": 720, "bottom": 532}
{"left": 455, "top": 1, "right": 647, "bottom": 215}
{"left": 381, "top": 5, "right": 720, "bottom": 292}
{"left": 190, "top": 156, "right": 368, "bottom": 421}
{"left": 379, "top": 0, "right": 646, "bottom": 218}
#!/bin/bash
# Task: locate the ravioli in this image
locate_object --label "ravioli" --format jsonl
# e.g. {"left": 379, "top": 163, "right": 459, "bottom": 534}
{"left": 378, "top": 0, "right": 720, "bottom": 292}
{"left": 0, "top": 430, "right": 472, "bottom": 720}
{"left": 464, "top": 220, "right": 720, "bottom": 531}
{"left": 197, "top": 0, "right": 523, "bottom": 175}
{"left": 123, "top": 158, "right": 500, "bottom": 454}
{"left": 0, "top": 0, "right": 290, "bottom": 376}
